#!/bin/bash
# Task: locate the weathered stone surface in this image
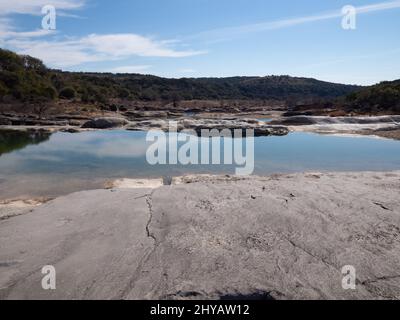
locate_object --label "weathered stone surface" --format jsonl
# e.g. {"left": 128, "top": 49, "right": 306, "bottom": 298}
{"left": 123, "top": 111, "right": 169, "bottom": 120}
{"left": 81, "top": 117, "right": 129, "bottom": 129}
{"left": 0, "top": 115, "right": 69, "bottom": 127}
{"left": 273, "top": 115, "right": 400, "bottom": 126}
{"left": 127, "top": 118, "right": 289, "bottom": 137}
{"left": 0, "top": 172, "right": 399, "bottom": 300}
{"left": 0, "top": 188, "right": 154, "bottom": 300}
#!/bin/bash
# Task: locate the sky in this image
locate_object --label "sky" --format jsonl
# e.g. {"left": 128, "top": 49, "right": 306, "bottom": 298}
{"left": 0, "top": 0, "right": 399, "bottom": 85}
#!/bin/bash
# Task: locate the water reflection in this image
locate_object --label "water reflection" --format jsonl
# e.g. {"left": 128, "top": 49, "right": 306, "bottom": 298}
{"left": 0, "top": 129, "right": 399, "bottom": 199}
{"left": 258, "top": 118, "right": 272, "bottom": 123}
{"left": 0, "top": 130, "right": 51, "bottom": 156}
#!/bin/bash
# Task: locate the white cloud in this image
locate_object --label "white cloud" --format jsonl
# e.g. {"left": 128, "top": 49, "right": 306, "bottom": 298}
{"left": 0, "top": 0, "right": 82, "bottom": 39}
{"left": 0, "top": 28, "right": 55, "bottom": 39}
{"left": 357, "top": 0, "right": 400, "bottom": 13}
{"left": 0, "top": 0, "right": 85, "bottom": 15}
{"left": 179, "top": 68, "right": 196, "bottom": 74}
{"left": 81, "top": 34, "right": 205, "bottom": 58}
{"left": 7, "top": 38, "right": 106, "bottom": 67}
{"left": 106, "top": 65, "right": 152, "bottom": 74}
{"left": 192, "top": 0, "right": 400, "bottom": 42}
{"left": 6, "top": 33, "right": 206, "bottom": 68}
{"left": 0, "top": 0, "right": 205, "bottom": 68}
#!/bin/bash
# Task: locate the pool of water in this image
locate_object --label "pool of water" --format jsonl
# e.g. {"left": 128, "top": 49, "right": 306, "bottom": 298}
{"left": 258, "top": 118, "right": 273, "bottom": 123}
{"left": 0, "top": 129, "right": 399, "bottom": 199}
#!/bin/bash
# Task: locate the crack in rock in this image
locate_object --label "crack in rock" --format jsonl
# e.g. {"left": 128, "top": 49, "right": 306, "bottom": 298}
{"left": 286, "top": 238, "right": 338, "bottom": 271}
{"left": 115, "top": 191, "right": 158, "bottom": 299}
{"left": 145, "top": 192, "right": 157, "bottom": 244}
{"left": 373, "top": 202, "right": 392, "bottom": 211}
{"left": 361, "top": 275, "right": 400, "bottom": 285}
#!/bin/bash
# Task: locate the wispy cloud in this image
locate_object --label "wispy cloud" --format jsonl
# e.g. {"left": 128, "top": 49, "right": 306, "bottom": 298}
{"left": 191, "top": 0, "right": 400, "bottom": 42}
{"left": 0, "top": 28, "right": 55, "bottom": 39}
{"left": 0, "top": 0, "right": 206, "bottom": 68}
{"left": 179, "top": 68, "right": 196, "bottom": 74}
{"left": 295, "top": 47, "right": 400, "bottom": 72}
{"left": 0, "top": 0, "right": 85, "bottom": 15}
{"left": 82, "top": 34, "right": 205, "bottom": 58}
{"left": 106, "top": 65, "right": 152, "bottom": 74}
{"left": 0, "top": 0, "right": 82, "bottom": 39}
{"left": 6, "top": 33, "right": 206, "bottom": 68}
{"left": 7, "top": 38, "right": 106, "bottom": 67}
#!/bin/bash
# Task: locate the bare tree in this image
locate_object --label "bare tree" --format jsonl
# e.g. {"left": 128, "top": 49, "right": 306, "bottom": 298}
{"left": 32, "top": 101, "right": 50, "bottom": 119}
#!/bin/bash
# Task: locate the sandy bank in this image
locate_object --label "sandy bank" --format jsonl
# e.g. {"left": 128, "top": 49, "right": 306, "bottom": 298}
{"left": 0, "top": 199, "right": 48, "bottom": 221}
{"left": 0, "top": 171, "right": 400, "bottom": 300}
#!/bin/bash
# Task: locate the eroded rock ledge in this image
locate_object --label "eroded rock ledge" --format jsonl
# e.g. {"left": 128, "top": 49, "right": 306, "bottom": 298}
{"left": 1, "top": 171, "right": 399, "bottom": 300}
{"left": 271, "top": 115, "right": 400, "bottom": 139}
{"left": 79, "top": 117, "right": 289, "bottom": 137}
{"left": 3, "top": 113, "right": 400, "bottom": 139}
{"left": 125, "top": 118, "right": 289, "bottom": 137}
{"left": 1, "top": 114, "right": 290, "bottom": 137}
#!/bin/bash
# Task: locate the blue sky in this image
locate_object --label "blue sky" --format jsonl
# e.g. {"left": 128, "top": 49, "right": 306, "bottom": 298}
{"left": 0, "top": 0, "right": 399, "bottom": 85}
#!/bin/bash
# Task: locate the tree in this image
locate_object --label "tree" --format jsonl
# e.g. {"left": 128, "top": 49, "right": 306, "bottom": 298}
{"left": 21, "top": 55, "right": 46, "bottom": 72}
{"left": 118, "top": 88, "right": 130, "bottom": 99}
{"left": 0, "top": 82, "right": 8, "bottom": 99}
{"left": 59, "top": 87, "right": 76, "bottom": 99}
{"left": 41, "top": 86, "right": 57, "bottom": 100}
{"left": 28, "top": 95, "right": 51, "bottom": 119}
{"left": 172, "top": 93, "right": 182, "bottom": 108}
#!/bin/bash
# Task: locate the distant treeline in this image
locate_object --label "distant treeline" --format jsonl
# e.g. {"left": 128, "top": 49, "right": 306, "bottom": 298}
{"left": 0, "top": 48, "right": 361, "bottom": 105}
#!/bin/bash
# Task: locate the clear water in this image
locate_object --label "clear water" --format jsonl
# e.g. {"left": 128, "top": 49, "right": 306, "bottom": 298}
{"left": 258, "top": 118, "right": 273, "bottom": 123}
{"left": 0, "top": 129, "right": 399, "bottom": 199}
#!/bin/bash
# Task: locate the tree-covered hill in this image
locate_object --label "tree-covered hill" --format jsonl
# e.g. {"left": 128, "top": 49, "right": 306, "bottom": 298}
{"left": 0, "top": 49, "right": 56, "bottom": 102}
{"left": 0, "top": 48, "right": 362, "bottom": 105}
{"left": 343, "top": 79, "right": 400, "bottom": 114}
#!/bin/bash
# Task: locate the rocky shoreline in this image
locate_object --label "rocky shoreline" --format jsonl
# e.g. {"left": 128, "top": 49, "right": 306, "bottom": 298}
{"left": 0, "top": 112, "right": 289, "bottom": 137}
{"left": 1, "top": 112, "right": 400, "bottom": 139}
{"left": 271, "top": 115, "right": 400, "bottom": 140}
{"left": 1, "top": 171, "right": 399, "bottom": 300}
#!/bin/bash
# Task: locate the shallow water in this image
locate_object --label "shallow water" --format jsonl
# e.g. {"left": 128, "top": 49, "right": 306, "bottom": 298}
{"left": 0, "top": 129, "right": 399, "bottom": 199}
{"left": 258, "top": 118, "right": 273, "bottom": 123}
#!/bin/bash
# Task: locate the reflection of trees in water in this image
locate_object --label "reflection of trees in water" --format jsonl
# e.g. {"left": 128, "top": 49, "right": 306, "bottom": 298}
{"left": 0, "top": 130, "right": 51, "bottom": 156}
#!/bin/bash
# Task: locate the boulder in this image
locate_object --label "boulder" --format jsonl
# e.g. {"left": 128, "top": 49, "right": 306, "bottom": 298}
{"left": 270, "top": 116, "right": 318, "bottom": 126}
{"left": 81, "top": 117, "right": 129, "bottom": 129}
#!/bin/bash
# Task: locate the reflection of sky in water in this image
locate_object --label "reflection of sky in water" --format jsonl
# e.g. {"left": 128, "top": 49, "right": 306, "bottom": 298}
{"left": 258, "top": 118, "right": 273, "bottom": 123}
{"left": 0, "top": 130, "right": 399, "bottom": 199}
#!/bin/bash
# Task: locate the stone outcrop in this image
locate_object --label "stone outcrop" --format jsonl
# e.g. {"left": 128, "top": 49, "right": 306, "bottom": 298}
{"left": 271, "top": 115, "right": 400, "bottom": 139}
{"left": 1, "top": 172, "right": 399, "bottom": 300}
{"left": 272, "top": 115, "right": 400, "bottom": 126}
{"left": 81, "top": 117, "right": 129, "bottom": 129}
{"left": 127, "top": 118, "right": 289, "bottom": 137}
{"left": 78, "top": 116, "right": 289, "bottom": 136}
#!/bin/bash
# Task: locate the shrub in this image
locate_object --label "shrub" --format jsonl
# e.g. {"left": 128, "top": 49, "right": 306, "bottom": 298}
{"left": 41, "top": 86, "right": 57, "bottom": 100}
{"left": 59, "top": 87, "right": 76, "bottom": 99}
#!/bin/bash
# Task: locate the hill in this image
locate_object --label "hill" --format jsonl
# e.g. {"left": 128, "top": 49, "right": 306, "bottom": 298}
{"left": 0, "top": 48, "right": 361, "bottom": 105}
{"left": 343, "top": 79, "right": 400, "bottom": 114}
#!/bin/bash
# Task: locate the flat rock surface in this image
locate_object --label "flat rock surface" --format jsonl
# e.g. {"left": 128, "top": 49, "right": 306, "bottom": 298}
{"left": 0, "top": 172, "right": 400, "bottom": 300}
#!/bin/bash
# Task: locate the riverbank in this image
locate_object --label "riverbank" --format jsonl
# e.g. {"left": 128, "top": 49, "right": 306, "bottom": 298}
{"left": 271, "top": 115, "right": 400, "bottom": 140}
{"left": 1, "top": 171, "right": 399, "bottom": 300}
{"left": 1, "top": 112, "right": 400, "bottom": 140}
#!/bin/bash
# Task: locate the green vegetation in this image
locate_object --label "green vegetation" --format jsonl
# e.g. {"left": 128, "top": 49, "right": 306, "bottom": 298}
{"left": 1, "top": 48, "right": 399, "bottom": 116}
{"left": 0, "top": 48, "right": 361, "bottom": 107}
{"left": 0, "top": 129, "right": 51, "bottom": 156}
{"left": 59, "top": 87, "right": 76, "bottom": 99}
{"left": 0, "top": 49, "right": 56, "bottom": 103}
{"left": 343, "top": 80, "right": 400, "bottom": 114}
